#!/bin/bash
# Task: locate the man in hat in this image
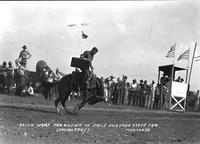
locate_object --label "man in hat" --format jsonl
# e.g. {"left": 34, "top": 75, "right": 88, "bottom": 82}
{"left": 74, "top": 47, "right": 105, "bottom": 110}
{"left": 18, "top": 45, "right": 32, "bottom": 68}
{"left": 137, "top": 79, "right": 144, "bottom": 107}
{"left": 80, "top": 47, "right": 98, "bottom": 89}
{"left": 128, "top": 79, "right": 138, "bottom": 106}
{"left": 80, "top": 47, "right": 98, "bottom": 72}
{"left": 148, "top": 80, "right": 156, "bottom": 109}
{"left": 7, "top": 61, "right": 14, "bottom": 95}
{"left": 105, "top": 75, "right": 114, "bottom": 103}
{"left": 0, "top": 61, "right": 7, "bottom": 92}
{"left": 195, "top": 90, "right": 200, "bottom": 111}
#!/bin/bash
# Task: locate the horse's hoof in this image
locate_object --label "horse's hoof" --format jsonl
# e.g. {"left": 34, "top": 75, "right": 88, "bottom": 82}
{"left": 56, "top": 107, "right": 60, "bottom": 114}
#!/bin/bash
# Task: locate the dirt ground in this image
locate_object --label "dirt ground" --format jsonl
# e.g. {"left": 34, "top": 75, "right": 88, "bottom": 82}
{"left": 0, "top": 94, "right": 200, "bottom": 144}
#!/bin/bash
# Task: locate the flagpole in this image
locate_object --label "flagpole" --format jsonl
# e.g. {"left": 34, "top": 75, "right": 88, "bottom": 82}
{"left": 187, "top": 48, "right": 190, "bottom": 68}
{"left": 185, "top": 48, "right": 190, "bottom": 82}
{"left": 188, "top": 43, "right": 197, "bottom": 85}
{"left": 185, "top": 43, "right": 197, "bottom": 111}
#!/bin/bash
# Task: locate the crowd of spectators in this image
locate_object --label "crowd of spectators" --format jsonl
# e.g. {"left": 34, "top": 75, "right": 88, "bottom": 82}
{"left": 0, "top": 61, "right": 15, "bottom": 94}
{"left": 0, "top": 61, "right": 34, "bottom": 96}
{"left": 101, "top": 75, "right": 161, "bottom": 109}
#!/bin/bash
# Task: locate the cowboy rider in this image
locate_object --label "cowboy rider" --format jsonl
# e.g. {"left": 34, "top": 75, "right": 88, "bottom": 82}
{"left": 73, "top": 47, "right": 106, "bottom": 114}
{"left": 80, "top": 47, "right": 98, "bottom": 72}
{"left": 79, "top": 47, "right": 98, "bottom": 89}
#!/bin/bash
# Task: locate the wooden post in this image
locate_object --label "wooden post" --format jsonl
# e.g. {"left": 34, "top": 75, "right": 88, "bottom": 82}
{"left": 186, "top": 43, "right": 197, "bottom": 111}
{"left": 170, "top": 43, "right": 176, "bottom": 110}
{"left": 158, "top": 68, "right": 160, "bottom": 85}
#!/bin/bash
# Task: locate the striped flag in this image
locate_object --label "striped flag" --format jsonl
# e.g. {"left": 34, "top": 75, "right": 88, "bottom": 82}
{"left": 177, "top": 49, "right": 190, "bottom": 61}
{"left": 195, "top": 56, "right": 200, "bottom": 61}
{"left": 166, "top": 44, "right": 176, "bottom": 58}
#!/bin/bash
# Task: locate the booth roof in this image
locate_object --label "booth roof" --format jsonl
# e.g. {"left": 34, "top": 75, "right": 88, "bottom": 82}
{"left": 158, "top": 64, "right": 188, "bottom": 73}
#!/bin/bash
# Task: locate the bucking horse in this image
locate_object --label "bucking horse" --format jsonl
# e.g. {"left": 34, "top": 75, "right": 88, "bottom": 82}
{"left": 55, "top": 57, "right": 105, "bottom": 115}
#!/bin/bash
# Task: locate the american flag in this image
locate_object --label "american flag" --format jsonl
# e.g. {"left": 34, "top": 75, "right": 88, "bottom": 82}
{"left": 166, "top": 44, "right": 176, "bottom": 58}
{"left": 195, "top": 56, "right": 200, "bottom": 61}
{"left": 177, "top": 49, "right": 190, "bottom": 61}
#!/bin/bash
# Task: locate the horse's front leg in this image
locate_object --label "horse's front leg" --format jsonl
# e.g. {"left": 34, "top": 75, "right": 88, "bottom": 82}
{"left": 73, "top": 90, "right": 89, "bottom": 115}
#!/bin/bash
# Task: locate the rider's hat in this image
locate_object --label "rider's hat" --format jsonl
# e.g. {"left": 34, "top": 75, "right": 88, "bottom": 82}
{"left": 22, "top": 45, "right": 27, "bottom": 49}
{"left": 92, "top": 47, "right": 98, "bottom": 53}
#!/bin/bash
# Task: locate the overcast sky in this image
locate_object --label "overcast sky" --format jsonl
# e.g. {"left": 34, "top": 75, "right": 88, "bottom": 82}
{"left": 0, "top": 1, "right": 199, "bottom": 91}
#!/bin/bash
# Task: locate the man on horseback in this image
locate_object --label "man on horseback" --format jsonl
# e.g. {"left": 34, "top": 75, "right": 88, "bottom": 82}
{"left": 79, "top": 47, "right": 98, "bottom": 89}
{"left": 54, "top": 47, "right": 104, "bottom": 115}
{"left": 71, "top": 47, "right": 105, "bottom": 114}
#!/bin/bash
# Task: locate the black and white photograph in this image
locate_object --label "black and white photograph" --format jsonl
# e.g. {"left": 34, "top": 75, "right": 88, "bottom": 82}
{"left": 0, "top": 1, "right": 200, "bottom": 144}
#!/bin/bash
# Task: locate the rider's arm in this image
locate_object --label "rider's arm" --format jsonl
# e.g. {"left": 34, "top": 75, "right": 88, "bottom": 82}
{"left": 26, "top": 51, "right": 32, "bottom": 59}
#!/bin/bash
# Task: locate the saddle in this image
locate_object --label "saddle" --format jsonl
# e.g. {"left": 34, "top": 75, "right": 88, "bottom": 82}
{"left": 70, "top": 57, "right": 102, "bottom": 91}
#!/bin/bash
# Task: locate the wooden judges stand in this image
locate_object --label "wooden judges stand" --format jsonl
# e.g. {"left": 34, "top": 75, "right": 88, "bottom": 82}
{"left": 158, "top": 64, "right": 189, "bottom": 111}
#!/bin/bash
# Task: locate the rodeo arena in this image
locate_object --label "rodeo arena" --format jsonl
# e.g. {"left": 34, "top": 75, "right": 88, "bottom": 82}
{"left": 0, "top": 44, "right": 199, "bottom": 112}
{"left": 0, "top": 3, "right": 200, "bottom": 144}
{"left": 0, "top": 42, "right": 200, "bottom": 144}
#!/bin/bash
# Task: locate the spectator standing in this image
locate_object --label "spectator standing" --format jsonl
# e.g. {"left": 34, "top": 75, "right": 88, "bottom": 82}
{"left": 148, "top": 80, "right": 156, "bottom": 109}
{"left": 195, "top": 90, "right": 200, "bottom": 111}
{"left": 108, "top": 76, "right": 115, "bottom": 102}
{"left": 0, "top": 62, "right": 7, "bottom": 93}
{"left": 112, "top": 77, "right": 121, "bottom": 104}
{"left": 120, "top": 75, "right": 127, "bottom": 104}
{"left": 128, "top": 79, "right": 138, "bottom": 106}
{"left": 137, "top": 80, "right": 143, "bottom": 107}
{"left": 140, "top": 80, "right": 147, "bottom": 107}
{"left": 7, "top": 61, "right": 14, "bottom": 95}
{"left": 145, "top": 82, "right": 151, "bottom": 108}
{"left": 154, "top": 84, "right": 161, "bottom": 109}
{"left": 162, "top": 84, "right": 168, "bottom": 109}
{"left": 102, "top": 77, "right": 108, "bottom": 102}
{"left": 18, "top": 45, "right": 31, "bottom": 68}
